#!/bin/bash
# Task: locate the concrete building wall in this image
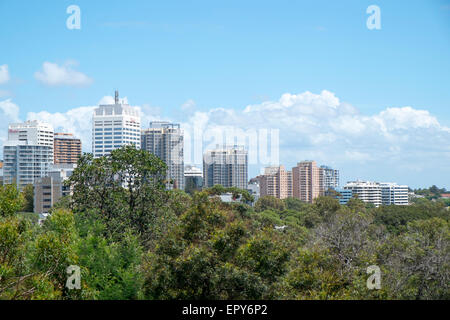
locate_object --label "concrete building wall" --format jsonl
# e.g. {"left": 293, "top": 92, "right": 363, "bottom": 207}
{"left": 33, "top": 165, "right": 74, "bottom": 214}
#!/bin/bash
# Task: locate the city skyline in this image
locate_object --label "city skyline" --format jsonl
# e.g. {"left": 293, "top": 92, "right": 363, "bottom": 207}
{"left": 0, "top": 97, "right": 444, "bottom": 190}
{"left": 1, "top": 1, "right": 450, "bottom": 189}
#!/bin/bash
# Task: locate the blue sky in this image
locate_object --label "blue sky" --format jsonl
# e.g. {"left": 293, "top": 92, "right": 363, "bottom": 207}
{"left": 1, "top": 0, "right": 449, "bottom": 188}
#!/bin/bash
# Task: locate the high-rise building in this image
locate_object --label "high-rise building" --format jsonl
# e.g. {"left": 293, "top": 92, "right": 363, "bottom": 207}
{"left": 292, "top": 160, "right": 322, "bottom": 203}
{"left": 8, "top": 120, "right": 54, "bottom": 151}
{"left": 92, "top": 91, "right": 141, "bottom": 158}
{"left": 381, "top": 183, "right": 409, "bottom": 206}
{"left": 257, "top": 165, "right": 292, "bottom": 199}
{"left": 34, "top": 164, "right": 75, "bottom": 214}
{"left": 320, "top": 165, "right": 339, "bottom": 192}
{"left": 203, "top": 145, "right": 248, "bottom": 190}
{"left": 3, "top": 121, "right": 54, "bottom": 189}
{"left": 344, "top": 181, "right": 382, "bottom": 207}
{"left": 343, "top": 181, "right": 409, "bottom": 207}
{"left": 141, "top": 121, "right": 184, "bottom": 190}
{"left": 3, "top": 143, "right": 53, "bottom": 189}
{"left": 54, "top": 133, "right": 82, "bottom": 164}
{"left": 184, "top": 165, "right": 203, "bottom": 193}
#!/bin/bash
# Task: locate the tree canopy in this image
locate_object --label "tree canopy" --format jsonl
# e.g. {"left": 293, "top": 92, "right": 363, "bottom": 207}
{"left": 0, "top": 146, "right": 448, "bottom": 300}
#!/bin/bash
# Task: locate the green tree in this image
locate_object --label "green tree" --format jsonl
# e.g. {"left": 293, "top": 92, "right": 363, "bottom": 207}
{"left": 21, "top": 184, "right": 34, "bottom": 213}
{"left": 205, "top": 185, "right": 254, "bottom": 203}
{"left": 255, "top": 195, "right": 286, "bottom": 213}
{"left": 143, "top": 192, "right": 290, "bottom": 299}
{"left": 0, "top": 209, "right": 75, "bottom": 299}
{"left": 76, "top": 229, "right": 144, "bottom": 300}
{"left": 67, "top": 145, "right": 168, "bottom": 245}
{"left": 380, "top": 218, "right": 450, "bottom": 299}
{"left": 346, "top": 197, "right": 367, "bottom": 213}
{"left": 373, "top": 199, "right": 448, "bottom": 234}
{"left": 312, "top": 196, "right": 341, "bottom": 222}
{"left": 0, "top": 184, "right": 24, "bottom": 218}
{"left": 283, "top": 197, "right": 307, "bottom": 211}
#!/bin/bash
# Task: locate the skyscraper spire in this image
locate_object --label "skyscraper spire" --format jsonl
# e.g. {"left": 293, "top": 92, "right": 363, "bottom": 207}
{"left": 115, "top": 90, "right": 119, "bottom": 104}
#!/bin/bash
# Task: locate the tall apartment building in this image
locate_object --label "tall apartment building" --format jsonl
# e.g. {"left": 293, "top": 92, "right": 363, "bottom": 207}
{"left": 8, "top": 120, "right": 54, "bottom": 151}
{"left": 3, "top": 121, "right": 54, "bottom": 189}
{"left": 54, "top": 133, "right": 82, "bottom": 164}
{"left": 257, "top": 165, "right": 292, "bottom": 199}
{"left": 344, "top": 181, "right": 382, "bottom": 207}
{"left": 292, "top": 161, "right": 322, "bottom": 203}
{"left": 34, "top": 164, "right": 75, "bottom": 214}
{"left": 141, "top": 121, "right": 184, "bottom": 190}
{"left": 92, "top": 91, "right": 141, "bottom": 158}
{"left": 320, "top": 165, "right": 339, "bottom": 192}
{"left": 343, "top": 181, "right": 409, "bottom": 207}
{"left": 203, "top": 146, "right": 248, "bottom": 190}
{"left": 381, "top": 183, "right": 409, "bottom": 206}
{"left": 3, "top": 143, "right": 53, "bottom": 189}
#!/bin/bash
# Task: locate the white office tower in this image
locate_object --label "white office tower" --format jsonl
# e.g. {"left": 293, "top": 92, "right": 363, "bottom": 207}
{"left": 3, "top": 121, "right": 54, "bottom": 189}
{"left": 203, "top": 145, "right": 248, "bottom": 190}
{"left": 344, "top": 181, "right": 382, "bottom": 207}
{"left": 141, "top": 121, "right": 184, "bottom": 190}
{"left": 8, "top": 120, "right": 54, "bottom": 150}
{"left": 320, "top": 165, "right": 339, "bottom": 192}
{"left": 381, "top": 183, "right": 409, "bottom": 206}
{"left": 92, "top": 91, "right": 141, "bottom": 158}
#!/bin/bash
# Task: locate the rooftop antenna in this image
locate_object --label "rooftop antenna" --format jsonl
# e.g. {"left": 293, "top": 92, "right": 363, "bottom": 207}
{"left": 115, "top": 90, "right": 119, "bottom": 104}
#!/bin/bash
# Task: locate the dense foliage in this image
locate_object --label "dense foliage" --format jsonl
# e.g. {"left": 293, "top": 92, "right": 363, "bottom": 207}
{"left": 0, "top": 146, "right": 448, "bottom": 300}
{"left": 414, "top": 185, "right": 448, "bottom": 200}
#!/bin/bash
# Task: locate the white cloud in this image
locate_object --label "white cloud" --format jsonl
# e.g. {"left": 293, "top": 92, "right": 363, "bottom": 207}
{"left": 375, "top": 106, "right": 440, "bottom": 130}
{"left": 344, "top": 150, "right": 372, "bottom": 162}
{"left": 26, "top": 106, "right": 96, "bottom": 152}
{"left": 0, "top": 99, "right": 20, "bottom": 121}
{"left": 181, "top": 99, "right": 196, "bottom": 112}
{"left": 34, "top": 61, "right": 93, "bottom": 87}
{"left": 1, "top": 90, "right": 449, "bottom": 187}
{"left": 98, "top": 96, "right": 115, "bottom": 105}
{"left": 137, "top": 104, "right": 162, "bottom": 126}
{"left": 0, "top": 65, "right": 10, "bottom": 84}
{"left": 98, "top": 95, "right": 130, "bottom": 105}
{"left": 0, "top": 99, "right": 21, "bottom": 152}
{"left": 174, "top": 91, "right": 450, "bottom": 187}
